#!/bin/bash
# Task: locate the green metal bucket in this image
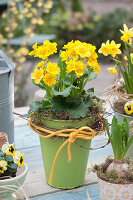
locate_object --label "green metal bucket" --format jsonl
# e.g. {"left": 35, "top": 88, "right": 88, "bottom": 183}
{"left": 114, "top": 111, "right": 133, "bottom": 159}
{"left": 0, "top": 50, "right": 15, "bottom": 143}
{"left": 39, "top": 118, "right": 92, "bottom": 189}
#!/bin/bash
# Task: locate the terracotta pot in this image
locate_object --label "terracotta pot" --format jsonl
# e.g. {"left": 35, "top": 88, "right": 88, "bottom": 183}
{"left": 0, "top": 132, "right": 8, "bottom": 148}
{"left": 98, "top": 177, "right": 133, "bottom": 200}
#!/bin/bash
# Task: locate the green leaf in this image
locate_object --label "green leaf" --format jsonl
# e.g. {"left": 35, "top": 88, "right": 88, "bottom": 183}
{"left": 112, "top": 58, "right": 122, "bottom": 64}
{"left": 29, "top": 99, "right": 51, "bottom": 114}
{"left": 29, "top": 100, "right": 43, "bottom": 113}
{"left": 87, "top": 88, "right": 94, "bottom": 93}
{"left": 0, "top": 151, "right": 4, "bottom": 157}
{"left": 9, "top": 163, "right": 18, "bottom": 169}
{"left": 5, "top": 155, "right": 13, "bottom": 162}
{"left": 53, "top": 86, "right": 72, "bottom": 97}
{"left": 70, "top": 86, "right": 81, "bottom": 98}
{"left": 88, "top": 71, "right": 97, "bottom": 82}
{"left": 85, "top": 95, "right": 92, "bottom": 107}
{"left": 0, "top": 157, "right": 5, "bottom": 160}
{"left": 68, "top": 101, "right": 87, "bottom": 118}
{"left": 51, "top": 96, "right": 88, "bottom": 119}
{"left": 51, "top": 96, "right": 66, "bottom": 112}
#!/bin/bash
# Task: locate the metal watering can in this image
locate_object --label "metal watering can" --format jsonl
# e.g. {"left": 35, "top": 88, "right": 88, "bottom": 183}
{"left": 0, "top": 50, "right": 15, "bottom": 143}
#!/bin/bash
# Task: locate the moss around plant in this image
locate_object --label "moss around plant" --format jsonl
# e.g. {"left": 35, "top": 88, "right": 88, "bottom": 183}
{"left": 30, "top": 95, "right": 104, "bottom": 123}
{"left": 93, "top": 157, "right": 133, "bottom": 184}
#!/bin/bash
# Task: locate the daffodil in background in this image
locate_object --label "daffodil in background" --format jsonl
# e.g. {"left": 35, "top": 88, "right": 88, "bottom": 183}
{"left": 107, "top": 65, "right": 118, "bottom": 75}
{"left": 120, "top": 23, "right": 133, "bottom": 44}
{"left": 99, "top": 23, "right": 133, "bottom": 95}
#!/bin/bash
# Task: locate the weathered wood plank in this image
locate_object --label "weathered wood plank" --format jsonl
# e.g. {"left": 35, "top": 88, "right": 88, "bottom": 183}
{"left": 31, "top": 184, "right": 100, "bottom": 200}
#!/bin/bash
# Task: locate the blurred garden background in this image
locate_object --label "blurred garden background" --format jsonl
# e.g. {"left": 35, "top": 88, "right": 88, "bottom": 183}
{"left": 0, "top": 0, "right": 133, "bottom": 107}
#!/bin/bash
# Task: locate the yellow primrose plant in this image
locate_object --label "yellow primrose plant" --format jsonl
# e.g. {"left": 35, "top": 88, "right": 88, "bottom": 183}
{"left": 99, "top": 23, "right": 133, "bottom": 116}
{"left": 0, "top": 143, "right": 24, "bottom": 179}
{"left": 28, "top": 40, "right": 104, "bottom": 119}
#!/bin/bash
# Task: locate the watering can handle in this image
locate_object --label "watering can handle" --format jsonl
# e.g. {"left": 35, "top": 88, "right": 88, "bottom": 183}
{"left": 0, "top": 50, "right": 15, "bottom": 71}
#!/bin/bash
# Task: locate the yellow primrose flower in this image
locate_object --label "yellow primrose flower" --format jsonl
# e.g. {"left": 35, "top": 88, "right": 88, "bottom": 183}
{"left": 86, "top": 52, "right": 98, "bottom": 66}
{"left": 46, "top": 62, "right": 60, "bottom": 75}
{"left": 124, "top": 53, "right": 133, "bottom": 64}
{"left": 107, "top": 65, "right": 118, "bottom": 76}
{"left": 2, "top": 142, "right": 15, "bottom": 156}
{"left": 63, "top": 40, "right": 75, "bottom": 50}
{"left": 29, "top": 42, "right": 38, "bottom": 56}
{"left": 75, "top": 61, "right": 85, "bottom": 77}
{"left": 14, "top": 151, "right": 24, "bottom": 167}
{"left": 66, "top": 60, "right": 76, "bottom": 73}
{"left": 68, "top": 49, "right": 79, "bottom": 60}
{"left": 35, "top": 61, "right": 46, "bottom": 68}
{"left": 75, "top": 45, "right": 91, "bottom": 58}
{"left": 91, "top": 63, "right": 100, "bottom": 74}
{"left": 31, "top": 68, "right": 44, "bottom": 84}
{"left": 120, "top": 24, "right": 133, "bottom": 43}
{"left": 124, "top": 101, "right": 133, "bottom": 115}
{"left": 43, "top": 73, "right": 57, "bottom": 86}
{"left": 0, "top": 160, "right": 7, "bottom": 173}
{"left": 60, "top": 51, "right": 68, "bottom": 61}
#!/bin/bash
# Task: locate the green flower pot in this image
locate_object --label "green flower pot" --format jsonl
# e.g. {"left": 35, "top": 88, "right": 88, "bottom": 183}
{"left": 0, "top": 163, "right": 28, "bottom": 200}
{"left": 114, "top": 111, "right": 133, "bottom": 159}
{"left": 39, "top": 117, "right": 93, "bottom": 189}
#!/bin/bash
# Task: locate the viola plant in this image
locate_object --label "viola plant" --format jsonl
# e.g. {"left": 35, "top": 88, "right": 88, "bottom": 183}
{"left": 28, "top": 40, "right": 104, "bottom": 119}
{"left": 0, "top": 143, "right": 24, "bottom": 179}
{"left": 99, "top": 23, "right": 133, "bottom": 116}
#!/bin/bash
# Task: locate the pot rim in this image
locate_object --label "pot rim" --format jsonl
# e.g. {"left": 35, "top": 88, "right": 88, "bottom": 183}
{"left": 98, "top": 176, "right": 133, "bottom": 185}
{"left": 113, "top": 110, "right": 133, "bottom": 119}
{"left": 0, "top": 163, "right": 28, "bottom": 183}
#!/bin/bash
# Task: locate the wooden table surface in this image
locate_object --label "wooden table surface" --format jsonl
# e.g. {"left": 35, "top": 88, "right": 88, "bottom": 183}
{"left": 14, "top": 107, "right": 113, "bottom": 200}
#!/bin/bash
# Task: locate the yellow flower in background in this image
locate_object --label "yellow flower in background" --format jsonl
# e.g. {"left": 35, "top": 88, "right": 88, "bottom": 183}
{"left": 43, "top": 73, "right": 57, "bottom": 86}
{"left": 31, "top": 18, "right": 38, "bottom": 25}
{"left": 46, "top": 62, "right": 60, "bottom": 75}
{"left": 107, "top": 66, "right": 118, "bottom": 75}
{"left": 91, "top": 63, "right": 100, "bottom": 74}
{"left": 120, "top": 24, "right": 133, "bottom": 43}
{"left": 31, "top": 68, "right": 44, "bottom": 84}
{"left": 2, "top": 142, "right": 15, "bottom": 156}
{"left": 124, "top": 53, "right": 133, "bottom": 64}
{"left": 14, "top": 151, "right": 24, "bottom": 167}
{"left": 37, "top": 18, "right": 44, "bottom": 25}
{"left": 66, "top": 60, "right": 76, "bottom": 73}
{"left": 0, "top": 160, "right": 7, "bottom": 174}
{"left": 99, "top": 40, "right": 121, "bottom": 57}
{"left": 124, "top": 101, "right": 133, "bottom": 115}
{"left": 19, "top": 57, "right": 26, "bottom": 63}
{"left": 60, "top": 51, "right": 68, "bottom": 61}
